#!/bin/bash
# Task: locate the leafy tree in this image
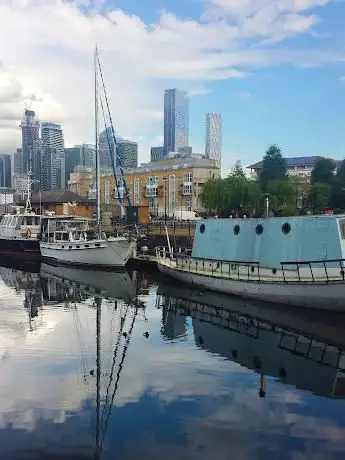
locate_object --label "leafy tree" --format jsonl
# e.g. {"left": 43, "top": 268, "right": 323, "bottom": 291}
{"left": 310, "top": 182, "right": 332, "bottom": 212}
{"left": 311, "top": 157, "right": 335, "bottom": 185}
{"left": 266, "top": 179, "right": 295, "bottom": 210}
{"left": 260, "top": 144, "right": 287, "bottom": 191}
{"left": 230, "top": 160, "right": 246, "bottom": 180}
{"left": 331, "top": 159, "right": 345, "bottom": 210}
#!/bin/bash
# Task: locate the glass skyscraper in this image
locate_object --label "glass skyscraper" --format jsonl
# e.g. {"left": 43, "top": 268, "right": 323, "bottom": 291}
{"left": 205, "top": 113, "right": 222, "bottom": 169}
{"left": 164, "top": 89, "right": 189, "bottom": 155}
{"left": 41, "top": 122, "right": 65, "bottom": 190}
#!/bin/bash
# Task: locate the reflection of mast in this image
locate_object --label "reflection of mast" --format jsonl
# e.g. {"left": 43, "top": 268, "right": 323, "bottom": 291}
{"left": 95, "top": 296, "right": 101, "bottom": 460}
{"left": 259, "top": 374, "right": 266, "bottom": 398}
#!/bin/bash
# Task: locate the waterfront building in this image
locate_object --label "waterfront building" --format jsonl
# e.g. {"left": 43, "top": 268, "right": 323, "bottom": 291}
{"left": 65, "top": 144, "right": 95, "bottom": 184}
{"left": 99, "top": 129, "right": 138, "bottom": 170}
{"left": 41, "top": 122, "right": 65, "bottom": 190}
{"left": 164, "top": 89, "right": 189, "bottom": 155}
{"left": 150, "top": 146, "right": 165, "bottom": 162}
{"left": 69, "top": 157, "right": 219, "bottom": 216}
{"left": 0, "top": 154, "right": 12, "bottom": 188}
{"left": 248, "top": 156, "right": 327, "bottom": 183}
{"left": 205, "top": 113, "right": 222, "bottom": 169}
{"left": 19, "top": 109, "right": 41, "bottom": 191}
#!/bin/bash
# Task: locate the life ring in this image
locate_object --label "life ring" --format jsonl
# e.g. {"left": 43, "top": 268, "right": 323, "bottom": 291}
{"left": 23, "top": 229, "right": 32, "bottom": 239}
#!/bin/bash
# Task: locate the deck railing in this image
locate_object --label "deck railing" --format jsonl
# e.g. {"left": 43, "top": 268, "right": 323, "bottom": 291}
{"left": 156, "top": 247, "right": 345, "bottom": 284}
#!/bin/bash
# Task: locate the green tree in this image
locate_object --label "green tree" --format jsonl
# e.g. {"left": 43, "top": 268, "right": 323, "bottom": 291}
{"left": 230, "top": 160, "right": 246, "bottom": 180}
{"left": 260, "top": 144, "right": 287, "bottom": 191}
{"left": 266, "top": 179, "right": 296, "bottom": 210}
{"left": 311, "top": 157, "right": 335, "bottom": 185}
{"left": 331, "top": 159, "right": 345, "bottom": 210}
{"left": 310, "top": 182, "right": 332, "bottom": 212}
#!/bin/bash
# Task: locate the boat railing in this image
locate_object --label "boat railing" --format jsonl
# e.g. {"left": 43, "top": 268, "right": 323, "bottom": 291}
{"left": 156, "top": 247, "right": 345, "bottom": 284}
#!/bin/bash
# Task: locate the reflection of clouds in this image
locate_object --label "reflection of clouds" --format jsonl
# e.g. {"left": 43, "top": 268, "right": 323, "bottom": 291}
{"left": 1, "top": 272, "right": 345, "bottom": 459}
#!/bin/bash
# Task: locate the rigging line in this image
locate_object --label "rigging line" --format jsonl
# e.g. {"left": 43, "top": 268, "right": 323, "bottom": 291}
{"left": 96, "top": 53, "right": 132, "bottom": 209}
{"left": 100, "top": 307, "right": 138, "bottom": 449}
{"left": 72, "top": 305, "right": 88, "bottom": 384}
{"left": 99, "top": 93, "right": 122, "bottom": 208}
{"left": 99, "top": 303, "right": 130, "bottom": 428}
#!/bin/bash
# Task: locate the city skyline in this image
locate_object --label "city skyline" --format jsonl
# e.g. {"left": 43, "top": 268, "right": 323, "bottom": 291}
{"left": 0, "top": 1, "right": 344, "bottom": 175}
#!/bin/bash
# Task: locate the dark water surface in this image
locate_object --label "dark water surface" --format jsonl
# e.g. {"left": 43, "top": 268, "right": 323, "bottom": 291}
{"left": 1, "top": 261, "right": 345, "bottom": 459}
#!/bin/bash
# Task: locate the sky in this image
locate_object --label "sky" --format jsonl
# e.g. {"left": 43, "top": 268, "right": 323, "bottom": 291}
{"left": 0, "top": 0, "right": 345, "bottom": 174}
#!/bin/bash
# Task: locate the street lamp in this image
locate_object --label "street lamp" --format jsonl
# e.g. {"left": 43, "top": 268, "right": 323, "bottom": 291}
{"left": 262, "top": 193, "right": 270, "bottom": 217}
{"left": 163, "top": 176, "right": 167, "bottom": 224}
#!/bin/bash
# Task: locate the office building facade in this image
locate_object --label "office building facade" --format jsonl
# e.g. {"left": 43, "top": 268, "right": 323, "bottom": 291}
{"left": 205, "top": 113, "right": 222, "bottom": 169}
{"left": 41, "top": 122, "right": 65, "bottom": 190}
{"left": 164, "top": 89, "right": 189, "bottom": 155}
{"left": 0, "top": 154, "right": 12, "bottom": 188}
{"left": 99, "top": 129, "right": 138, "bottom": 170}
{"left": 65, "top": 144, "right": 95, "bottom": 184}
{"left": 20, "top": 109, "right": 41, "bottom": 191}
{"left": 151, "top": 146, "right": 165, "bottom": 162}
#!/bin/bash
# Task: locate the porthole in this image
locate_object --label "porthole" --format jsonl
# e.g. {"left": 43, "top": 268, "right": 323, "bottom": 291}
{"left": 256, "top": 224, "right": 263, "bottom": 235}
{"left": 200, "top": 223, "right": 205, "bottom": 234}
{"left": 282, "top": 223, "right": 291, "bottom": 235}
{"left": 234, "top": 225, "right": 240, "bottom": 235}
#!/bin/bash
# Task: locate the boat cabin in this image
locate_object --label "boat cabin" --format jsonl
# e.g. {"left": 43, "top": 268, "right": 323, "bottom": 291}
{"left": 0, "top": 207, "right": 41, "bottom": 240}
{"left": 41, "top": 216, "right": 100, "bottom": 243}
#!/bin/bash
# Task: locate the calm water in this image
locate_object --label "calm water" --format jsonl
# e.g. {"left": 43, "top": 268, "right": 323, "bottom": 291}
{"left": 1, "top": 261, "right": 345, "bottom": 459}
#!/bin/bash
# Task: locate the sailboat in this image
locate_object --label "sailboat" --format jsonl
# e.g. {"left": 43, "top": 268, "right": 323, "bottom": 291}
{"left": 39, "top": 47, "right": 136, "bottom": 268}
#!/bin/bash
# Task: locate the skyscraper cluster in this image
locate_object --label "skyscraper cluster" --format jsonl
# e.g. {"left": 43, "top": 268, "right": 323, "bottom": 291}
{"left": 151, "top": 88, "right": 222, "bottom": 169}
{"left": 18, "top": 109, "right": 65, "bottom": 191}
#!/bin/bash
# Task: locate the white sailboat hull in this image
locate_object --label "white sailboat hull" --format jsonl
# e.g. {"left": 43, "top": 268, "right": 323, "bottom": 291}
{"left": 40, "top": 237, "right": 135, "bottom": 268}
{"left": 158, "top": 262, "right": 345, "bottom": 312}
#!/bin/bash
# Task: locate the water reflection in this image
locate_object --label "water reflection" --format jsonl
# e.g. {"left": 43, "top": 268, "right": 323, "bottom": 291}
{"left": 157, "top": 282, "right": 345, "bottom": 399}
{"left": 0, "top": 263, "right": 345, "bottom": 459}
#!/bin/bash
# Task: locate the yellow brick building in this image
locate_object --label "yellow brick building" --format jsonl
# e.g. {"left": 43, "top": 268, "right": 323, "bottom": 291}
{"left": 69, "top": 157, "right": 220, "bottom": 217}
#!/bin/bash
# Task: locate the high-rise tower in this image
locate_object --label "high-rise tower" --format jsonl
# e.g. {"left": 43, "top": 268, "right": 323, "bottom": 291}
{"left": 20, "top": 109, "right": 41, "bottom": 190}
{"left": 205, "top": 113, "right": 222, "bottom": 169}
{"left": 164, "top": 89, "right": 189, "bottom": 155}
{"left": 41, "top": 122, "right": 65, "bottom": 190}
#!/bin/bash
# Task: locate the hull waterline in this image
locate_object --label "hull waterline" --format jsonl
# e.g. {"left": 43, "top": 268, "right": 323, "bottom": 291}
{"left": 158, "top": 262, "right": 345, "bottom": 311}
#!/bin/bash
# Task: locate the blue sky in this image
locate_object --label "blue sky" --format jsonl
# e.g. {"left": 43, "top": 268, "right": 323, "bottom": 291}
{"left": 104, "top": 0, "right": 345, "bottom": 170}
{"left": 1, "top": 0, "right": 345, "bottom": 173}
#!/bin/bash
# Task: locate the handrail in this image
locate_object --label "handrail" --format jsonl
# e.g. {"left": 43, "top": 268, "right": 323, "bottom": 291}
{"left": 156, "top": 247, "right": 345, "bottom": 284}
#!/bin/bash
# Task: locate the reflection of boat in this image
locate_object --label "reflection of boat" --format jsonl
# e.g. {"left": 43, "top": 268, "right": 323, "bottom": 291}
{"left": 40, "top": 262, "right": 136, "bottom": 303}
{"left": 157, "top": 282, "right": 345, "bottom": 399}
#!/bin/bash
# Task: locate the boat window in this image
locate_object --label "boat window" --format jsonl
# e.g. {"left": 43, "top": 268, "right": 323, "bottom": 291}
{"left": 200, "top": 223, "right": 205, "bottom": 234}
{"left": 95, "top": 243, "right": 101, "bottom": 247}
{"left": 76, "top": 245, "right": 80, "bottom": 248}
{"left": 256, "top": 224, "right": 263, "bottom": 235}
{"left": 282, "top": 223, "right": 291, "bottom": 234}
{"left": 34, "top": 217, "right": 40, "bottom": 225}
{"left": 233, "top": 225, "right": 240, "bottom": 235}
{"left": 55, "top": 233, "right": 61, "bottom": 241}
{"left": 62, "top": 233, "right": 69, "bottom": 241}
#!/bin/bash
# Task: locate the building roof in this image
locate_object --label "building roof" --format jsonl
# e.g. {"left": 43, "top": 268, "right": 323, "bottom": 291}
{"left": 30, "top": 189, "right": 89, "bottom": 204}
{"left": 248, "top": 156, "right": 320, "bottom": 170}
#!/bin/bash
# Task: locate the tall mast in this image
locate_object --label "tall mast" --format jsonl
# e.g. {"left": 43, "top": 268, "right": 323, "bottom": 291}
{"left": 94, "top": 46, "right": 101, "bottom": 233}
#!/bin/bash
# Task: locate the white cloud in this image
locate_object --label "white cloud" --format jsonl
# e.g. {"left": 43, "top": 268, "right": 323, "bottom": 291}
{"left": 0, "top": 0, "right": 339, "bottom": 162}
